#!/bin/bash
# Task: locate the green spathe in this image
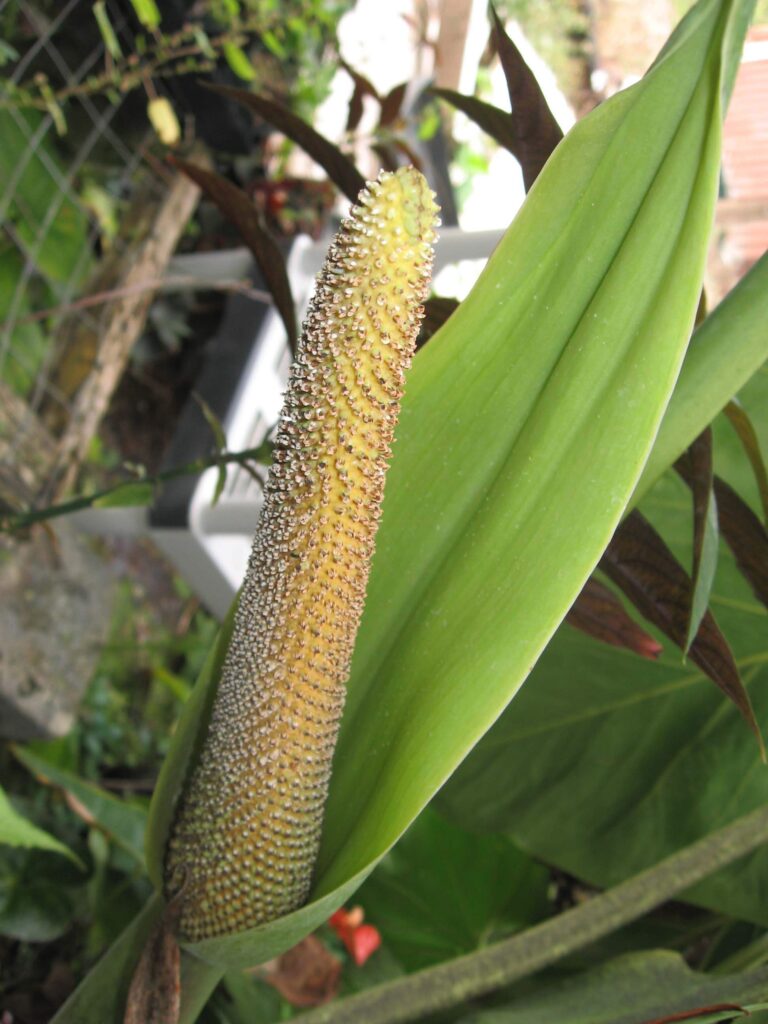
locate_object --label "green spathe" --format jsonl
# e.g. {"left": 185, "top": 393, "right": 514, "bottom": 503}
{"left": 317, "top": 0, "right": 734, "bottom": 889}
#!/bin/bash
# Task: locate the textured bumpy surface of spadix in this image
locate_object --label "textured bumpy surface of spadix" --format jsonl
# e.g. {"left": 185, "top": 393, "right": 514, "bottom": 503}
{"left": 164, "top": 168, "right": 438, "bottom": 941}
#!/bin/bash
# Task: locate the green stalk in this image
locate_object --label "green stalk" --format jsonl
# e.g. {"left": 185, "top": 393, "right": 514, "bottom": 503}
{"left": 298, "top": 802, "right": 768, "bottom": 1024}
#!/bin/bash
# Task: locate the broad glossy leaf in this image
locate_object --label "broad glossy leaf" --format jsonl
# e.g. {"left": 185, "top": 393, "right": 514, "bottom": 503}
{"left": 490, "top": 5, "right": 563, "bottom": 188}
{"left": 566, "top": 578, "right": 662, "bottom": 660}
{"left": 355, "top": 807, "right": 549, "bottom": 970}
{"left": 713, "top": 367, "right": 768, "bottom": 514}
{"left": 287, "top": 805, "right": 768, "bottom": 1024}
{"left": 455, "top": 951, "right": 768, "bottom": 1024}
{"left": 0, "top": 243, "right": 48, "bottom": 394}
{"left": 438, "top": 470, "right": 768, "bottom": 928}
{"left": 208, "top": 85, "right": 366, "bottom": 203}
{"left": 600, "top": 510, "right": 759, "bottom": 745}
{"left": 379, "top": 82, "right": 408, "bottom": 127}
{"left": 675, "top": 430, "right": 719, "bottom": 650}
{"left": 170, "top": 158, "right": 298, "bottom": 350}
{"left": 209, "top": 970, "right": 284, "bottom": 1024}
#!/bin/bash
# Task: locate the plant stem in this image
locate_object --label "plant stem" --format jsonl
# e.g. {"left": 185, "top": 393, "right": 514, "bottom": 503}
{"left": 299, "top": 804, "right": 768, "bottom": 1024}
{"left": 5, "top": 276, "right": 270, "bottom": 330}
{"left": 0, "top": 445, "right": 267, "bottom": 533}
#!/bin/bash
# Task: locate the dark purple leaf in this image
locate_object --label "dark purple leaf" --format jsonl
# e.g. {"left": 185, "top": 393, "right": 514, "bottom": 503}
{"left": 347, "top": 81, "right": 366, "bottom": 132}
{"left": 392, "top": 137, "right": 425, "bottom": 170}
{"left": 724, "top": 400, "right": 768, "bottom": 525}
{"left": 566, "top": 577, "right": 662, "bottom": 659}
{"left": 379, "top": 82, "right": 408, "bottom": 127}
{"left": 674, "top": 429, "right": 719, "bottom": 652}
{"left": 714, "top": 475, "right": 768, "bottom": 609}
{"left": 432, "top": 87, "right": 519, "bottom": 156}
{"left": 340, "top": 59, "right": 379, "bottom": 133}
{"left": 371, "top": 141, "right": 401, "bottom": 174}
{"left": 206, "top": 84, "right": 366, "bottom": 203}
{"left": 601, "top": 510, "right": 763, "bottom": 754}
{"left": 490, "top": 4, "right": 563, "bottom": 189}
{"left": 371, "top": 137, "right": 424, "bottom": 175}
{"left": 340, "top": 58, "right": 380, "bottom": 101}
{"left": 170, "top": 157, "right": 298, "bottom": 352}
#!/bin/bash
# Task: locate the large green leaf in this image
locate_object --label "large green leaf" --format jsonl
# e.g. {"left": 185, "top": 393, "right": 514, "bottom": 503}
{"left": 456, "top": 950, "right": 768, "bottom": 1024}
{"left": 286, "top": 804, "right": 768, "bottom": 1024}
{"left": 438, "top": 466, "right": 768, "bottom": 926}
{"left": 355, "top": 808, "right": 549, "bottom": 970}
{"left": 316, "top": 0, "right": 740, "bottom": 894}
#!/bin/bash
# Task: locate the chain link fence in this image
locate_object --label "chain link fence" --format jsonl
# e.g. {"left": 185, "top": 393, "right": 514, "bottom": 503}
{"left": 0, "top": 0, "right": 174, "bottom": 502}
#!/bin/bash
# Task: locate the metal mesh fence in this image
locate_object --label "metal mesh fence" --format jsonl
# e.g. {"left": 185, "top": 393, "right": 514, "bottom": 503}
{"left": 0, "top": 0, "right": 356, "bottom": 507}
{"left": 0, "top": 0, "right": 167, "bottom": 497}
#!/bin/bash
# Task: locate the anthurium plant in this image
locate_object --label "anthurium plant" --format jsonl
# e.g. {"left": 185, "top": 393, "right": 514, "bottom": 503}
{"left": 46, "top": 0, "right": 768, "bottom": 1021}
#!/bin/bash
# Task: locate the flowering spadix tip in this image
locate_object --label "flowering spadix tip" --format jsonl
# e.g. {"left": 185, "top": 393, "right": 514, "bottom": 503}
{"left": 164, "top": 167, "right": 439, "bottom": 941}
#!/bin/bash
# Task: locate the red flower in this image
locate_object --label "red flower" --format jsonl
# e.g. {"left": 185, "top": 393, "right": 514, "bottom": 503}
{"left": 328, "top": 906, "right": 382, "bottom": 966}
